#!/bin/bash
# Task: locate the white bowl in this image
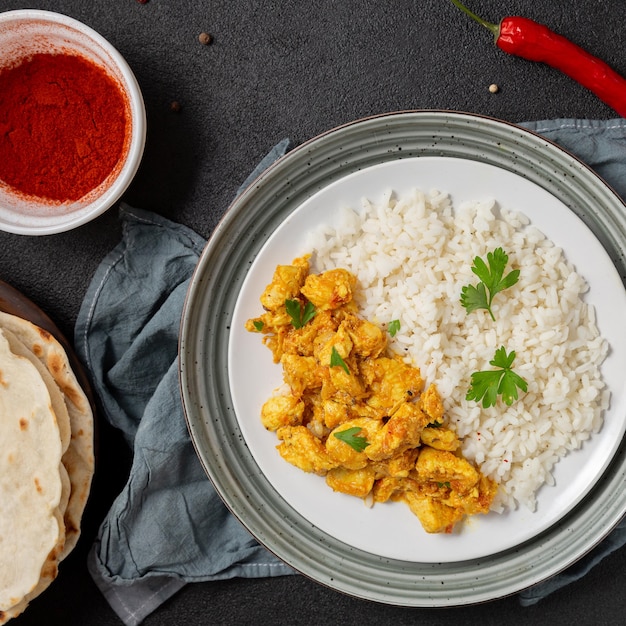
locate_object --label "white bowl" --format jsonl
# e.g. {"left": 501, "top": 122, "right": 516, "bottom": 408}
{"left": 0, "top": 10, "right": 146, "bottom": 235}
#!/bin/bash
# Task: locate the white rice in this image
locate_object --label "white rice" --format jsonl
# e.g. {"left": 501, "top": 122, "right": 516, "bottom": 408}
{"left": 307, "top": 188, "right": 610, "bottom": 512}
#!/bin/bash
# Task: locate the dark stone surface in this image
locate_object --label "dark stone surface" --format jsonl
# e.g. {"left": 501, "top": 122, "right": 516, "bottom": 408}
{"left": 3, "top": 1, "right": 626, "bottom": 624}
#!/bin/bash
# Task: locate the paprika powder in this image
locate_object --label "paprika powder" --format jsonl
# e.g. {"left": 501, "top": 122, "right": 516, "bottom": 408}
{"left": 0, "top": 52, "right": 130, "bottom": 203}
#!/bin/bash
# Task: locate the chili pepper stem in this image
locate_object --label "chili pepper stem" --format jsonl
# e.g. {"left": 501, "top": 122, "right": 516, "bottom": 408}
{"left": 450, "top": 0, "right": 500, "bottom": 40}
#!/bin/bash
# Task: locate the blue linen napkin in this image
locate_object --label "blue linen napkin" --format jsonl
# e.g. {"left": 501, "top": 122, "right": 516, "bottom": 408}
{"left": 75, "top": 140, "right": 296, "bottom": 626}
{"left": 75, "top": 122, "right": 626, "bottom": 625}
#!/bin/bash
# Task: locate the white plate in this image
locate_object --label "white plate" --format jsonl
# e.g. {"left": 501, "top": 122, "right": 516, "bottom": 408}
{"left": 229, "top": 156, "right": 626, "bottom": 563}
{"left": 180, "top": 111, "right": 626, "bottom": 605}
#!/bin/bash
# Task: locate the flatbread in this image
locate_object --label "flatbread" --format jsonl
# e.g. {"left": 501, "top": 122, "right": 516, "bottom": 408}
{"left": 0, "top": 507, "right": 66, "bottom": 624}
{"left": 0, "top": 312, "right": 95, "bottom": 621}
{"left": 0, "top": 312, "right": 95, "bottom": 559}
{"left": 0, "top": 330, "right": 63, "bottom": 613}
{"left": 0, "top": 328, "right": 71, "bottom": 455}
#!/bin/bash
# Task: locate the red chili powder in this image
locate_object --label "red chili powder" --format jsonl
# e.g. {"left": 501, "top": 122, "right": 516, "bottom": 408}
{"left": 0, "top": 52, "right": 130, "bottom": 203}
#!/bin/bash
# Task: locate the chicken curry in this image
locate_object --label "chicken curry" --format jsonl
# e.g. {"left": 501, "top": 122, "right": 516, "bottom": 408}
{"left": 245, "top": 255, "right": 497, "bottom": 533}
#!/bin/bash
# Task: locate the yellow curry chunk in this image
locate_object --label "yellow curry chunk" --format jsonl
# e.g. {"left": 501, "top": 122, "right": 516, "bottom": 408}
{"left": 247, "top": 256, "right": 497, "bottom": 534}
{"left": 326, "top": 466, "right": 376, "bottom": 499}
{"left": 419, "top": 425, "right": 460, "bottom": 451}
{"left": 415, "top": 447, "right": 479, "bottom": 494}
{"left": 326, "top": 418, "right": 382, "bottom": 470}
{"left": 276, "top": 425, "right": 337, "bottom": 475}
{"left": 261, "top": 394, "right": 305, "bottom": 431}
{"left": 365, "top": 401, "right": 429, "bottom": 462}
{"left": 403, "top": 491, "right": 465, "bottom": 534}
{"left": 259, "top": 255, "right": 309, "bottom": 311}
{"left": 300, "top": 268, "right": 356, "bottom": 310}
{"left": 360, "top": 356, "right": 424, "bottom": 413}
{"left": 419, "top": 383, "right": 445, "bottom": 423}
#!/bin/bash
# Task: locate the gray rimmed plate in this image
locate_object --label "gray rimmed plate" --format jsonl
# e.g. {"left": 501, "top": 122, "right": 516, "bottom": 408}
{"left": 179, "top": 110, "right": 626, "bottom": 606}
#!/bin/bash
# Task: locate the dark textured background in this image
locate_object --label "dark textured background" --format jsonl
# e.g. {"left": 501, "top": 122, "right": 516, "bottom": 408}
{"left": 3, "top": 1, "right": 626, "bottom": 624}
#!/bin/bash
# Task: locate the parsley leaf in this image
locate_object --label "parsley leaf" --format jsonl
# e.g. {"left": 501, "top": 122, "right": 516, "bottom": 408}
{"left": 252, "top": 320, "right": 264, "bottom": 331}
{"left": 387, "top": 319, "right": 401, "bottom": 337}
{"left": 466, "top": 346, "right": 528, "bottom": 408}
{"left": 330, "top": 346, "right": 350, "bottom": 375}
{"left": 333, "top": 427, "right": 369, "bottom": 452}
{"left": 285, "top": 299, "right": 316, "bottom": 329}
{"left": 460, "top": 248, "right": 520, "bottom": 321}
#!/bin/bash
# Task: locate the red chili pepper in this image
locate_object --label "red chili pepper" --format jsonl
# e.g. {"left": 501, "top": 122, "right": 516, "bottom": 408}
{"left": 451, "top": 0, "right": 626, "bottom": 117}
